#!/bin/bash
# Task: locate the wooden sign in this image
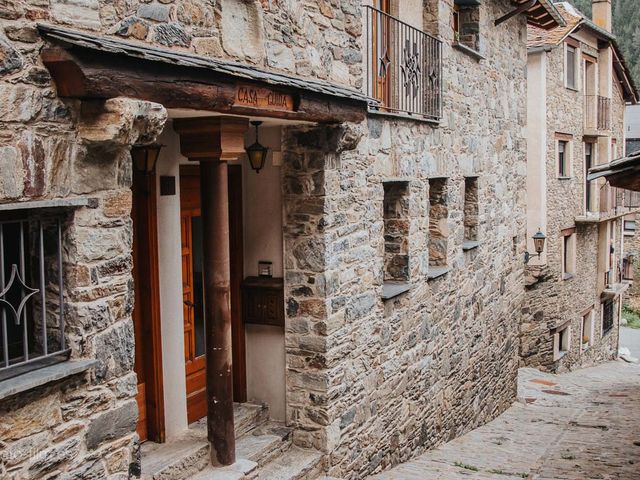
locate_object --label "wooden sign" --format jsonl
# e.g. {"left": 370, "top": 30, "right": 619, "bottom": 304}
{"left": 234, "top": 85, "right": 295, "bottom": 112}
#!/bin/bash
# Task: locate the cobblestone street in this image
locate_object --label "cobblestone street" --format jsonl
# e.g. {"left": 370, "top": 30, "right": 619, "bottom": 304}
{"left": 373, "top": 358, "right": 640, "bottom": 479}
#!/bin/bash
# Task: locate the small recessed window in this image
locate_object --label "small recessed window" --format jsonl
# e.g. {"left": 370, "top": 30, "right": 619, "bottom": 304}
{"left": 562, "top": 229, "right": 576, "bottom": 279}
{"left": 383, "top": 181, "right": 410, "bottom": 283}
{"left": 554, "top": 324, "right": 570, "bottom": 360}
{"left": 427, "top": 178, "right": 449, "bottom": 280}
{"left": 602, "top": 299, "right": 614, "bottom": 335}
{"left": 463, "top": 177, "right": 479, "bottom": 245}
{"left": 453, "top": 0, "right": 480, "bottom": 52}
{"left": 558, "top": 140, "right": 569, "bottom": 177}
{"left": 566, "top": 44, "right": 577, "bottom": 89}
{"left": 581, "top": 310, "right": 593, "bottom": 351}
{"left": 624, "top": 220, "right": 636, "bottom": 234}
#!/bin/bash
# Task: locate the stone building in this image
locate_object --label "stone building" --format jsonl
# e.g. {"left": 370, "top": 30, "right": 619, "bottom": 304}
{"left": 0, "top": 1, "right": 562, "bottom": 479}
{"left": 522, "top": 0, "right": 638, "bottom": 372}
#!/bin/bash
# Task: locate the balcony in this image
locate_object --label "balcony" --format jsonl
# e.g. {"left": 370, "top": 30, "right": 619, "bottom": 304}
{"left": 364, "top": 6, "right": 442, "bottom": 122}
{"left": 602, "top": 268, "right": 628, "bottom": 298}
{"left": 576, "top": 185, "right": 639, "bottom": 223}
{"left": 584, "top": 95, "right": 611, "bottom": 135}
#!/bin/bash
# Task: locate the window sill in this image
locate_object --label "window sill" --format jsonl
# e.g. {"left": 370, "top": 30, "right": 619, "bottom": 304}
{"left": 463, "top": 240, "right": 480, "bottom": 251}
{"left": 0, "top": 359, "right": 97, "bottom": 401}
{"left": 452, "top": 42, "right": 484, "bottom": 61}
{"left": 554, "top": 350, "right": 568, "bottom": 361}
{"left": 382, "top": 281, "right": 411, "bottom": 300}
{"left": 367, "top": 108, "right": 441, "bottom": 125}
{"left": 557, "top": 176, "right": 573, "bottom": 180}
{"left": 427, "top": 266, "right": 450, "bottom": 280}
{"left": 563, "top": 272, "right": 575, "bottom": 281}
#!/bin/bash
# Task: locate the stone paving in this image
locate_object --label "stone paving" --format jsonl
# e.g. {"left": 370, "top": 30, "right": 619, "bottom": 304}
{"left": 372, "top": 360, "right": 640, "bottom": 479}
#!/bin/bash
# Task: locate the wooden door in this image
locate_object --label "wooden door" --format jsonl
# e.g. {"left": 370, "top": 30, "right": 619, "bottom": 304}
{"left": 373, "top": 0, "right": 392, "bottom": 108}
{"left": 132, "top": 169, "right": 165, "bottom": 443}
{"left": 180, "top": 165, "right": 246, "bottom": 424}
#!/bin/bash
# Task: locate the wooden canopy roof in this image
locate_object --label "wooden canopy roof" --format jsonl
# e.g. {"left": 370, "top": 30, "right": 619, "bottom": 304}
{"left": 588, "top": 151, "right": 640, "bottom": 192}
{"left": 37, "top": 24, "right": 371, "bottom": 124}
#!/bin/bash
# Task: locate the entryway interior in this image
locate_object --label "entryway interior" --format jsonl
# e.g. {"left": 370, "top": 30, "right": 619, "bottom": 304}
{"left": 132, "top": 111, "right": 304, "bottom": 447}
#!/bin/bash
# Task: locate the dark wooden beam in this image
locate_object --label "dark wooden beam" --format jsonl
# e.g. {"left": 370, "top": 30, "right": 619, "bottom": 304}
{"left": 607, "top": 170, "right": 640, "bottom": 192}
{"left": 41, "top": 46, "right": 366, "bottom": 124}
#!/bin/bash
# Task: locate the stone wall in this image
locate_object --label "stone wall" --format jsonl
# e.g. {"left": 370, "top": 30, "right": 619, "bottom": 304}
{"left": 521, "top": 40, "right": 623, "bottom": 373}
{"left": 2, "top": 0, "right": 530, "bottom": 478}
{"left": 0, "top": 95, "right": 166, "bottom": 478}
{"left": 623, "top": 213, "right": 640, "bottom": 311}
{"left": 282, "top": 1, "right": 528, "bottom": 476}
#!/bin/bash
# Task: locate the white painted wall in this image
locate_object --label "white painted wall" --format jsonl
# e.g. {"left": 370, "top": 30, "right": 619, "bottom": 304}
{"left": 242, "top": 125, "right": 286, "bottom": 422}
{"left": 526, "top": 51, "right": 548, "bottom": 265}
{"left": 153, "top": 120, "right": 286, "bottom": 430}
{"left": 155, "top": 123, "right": 189, "bottom": 439}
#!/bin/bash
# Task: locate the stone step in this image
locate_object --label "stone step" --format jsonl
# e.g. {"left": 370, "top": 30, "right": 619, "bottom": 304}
{"left": 236, "top": 422, "right": 293, "bottom": 467}
{"left": 191, "top": 459, "right": 258, "bottom": 480}
{"left": 141, "top": 403, "right": 270, "bottom": 480}
{"left": 189, "top": 402, "right": 270, "bottom": 439}
{"left": 140, "top": 431, "right": 209, "bottom": 480}
{"left": 249, "top": 446, "right": 324, "bottom": 480}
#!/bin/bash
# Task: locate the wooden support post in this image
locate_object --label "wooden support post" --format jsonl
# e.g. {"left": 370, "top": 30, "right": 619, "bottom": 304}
{"left": 174, "top": 117, "right": 249, "bottom": 467}
{"left": 200, "top": 159, "right": 235, "bottom": 466}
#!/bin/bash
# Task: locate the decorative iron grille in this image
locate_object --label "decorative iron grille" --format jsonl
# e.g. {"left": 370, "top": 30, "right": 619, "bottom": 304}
{"left": 365, "top": 6, "right": 442, "bottom": 121}
{"left": 0, "top": 215, "right": 68, "bottom": 381}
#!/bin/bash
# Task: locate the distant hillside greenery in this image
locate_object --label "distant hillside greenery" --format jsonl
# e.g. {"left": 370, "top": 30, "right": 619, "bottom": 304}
{"left": 563, "top": 0, "right": 640, "bottom": 88}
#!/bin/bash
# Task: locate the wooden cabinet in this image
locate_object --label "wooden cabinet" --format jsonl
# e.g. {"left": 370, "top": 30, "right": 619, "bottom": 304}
{"left": 241, "top": 277, "right": 284, "bottom": 327}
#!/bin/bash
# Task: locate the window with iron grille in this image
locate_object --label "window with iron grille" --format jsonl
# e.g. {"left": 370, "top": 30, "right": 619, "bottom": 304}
{"left": 602, "top": 299, "right": 614, "bottom": 335}
{"left": 0, "top": 213, "right": 67, "bottom": 382}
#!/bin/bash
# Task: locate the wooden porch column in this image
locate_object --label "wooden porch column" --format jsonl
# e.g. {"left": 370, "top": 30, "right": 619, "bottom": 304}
{"left": 174, "top": 117, "right": 249, "bottom": 466}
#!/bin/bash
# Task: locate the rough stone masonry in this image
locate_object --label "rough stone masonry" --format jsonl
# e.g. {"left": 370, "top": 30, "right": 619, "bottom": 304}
{"left": 0, "top": 0, "right": 529, "bottom": 478}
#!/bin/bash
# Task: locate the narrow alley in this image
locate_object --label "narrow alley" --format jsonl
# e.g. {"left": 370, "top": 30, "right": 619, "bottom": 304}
{"left": 374, "top": 330, "right": 640, "bottom": 479}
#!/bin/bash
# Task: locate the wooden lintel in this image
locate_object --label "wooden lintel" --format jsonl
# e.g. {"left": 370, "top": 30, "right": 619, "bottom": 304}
{"left": 41, "top": 46, "right": 366, "bottom": 124}
{"left": 173, "top": 117, "right": 249, "bottom": 162}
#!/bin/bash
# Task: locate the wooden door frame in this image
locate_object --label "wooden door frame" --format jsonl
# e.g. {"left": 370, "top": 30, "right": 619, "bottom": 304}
{"left": 132, "top": 169, "right": 166, "bottom": 443}
{"left": 180, "top": 164, "right": 247, "bottom": 402}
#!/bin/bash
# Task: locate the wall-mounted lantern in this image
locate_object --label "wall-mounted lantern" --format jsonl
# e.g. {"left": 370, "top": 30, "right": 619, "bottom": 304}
{"left": 131, "top": 143, "right": 164, "bottom": 175}
{"left": 245, "top": 121, "right": 269, "bottom": 174}
{"left": 524, "top": 229, "right": 547, "bottom": 264}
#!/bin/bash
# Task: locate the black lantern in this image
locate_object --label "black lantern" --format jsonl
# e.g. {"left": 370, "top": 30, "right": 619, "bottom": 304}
{"left": 525, "top": 229, "right": 547, "bottom": 264}
{"left": 131, "top": 143, "right": 163, "bottom": 175}
{"left": 245, "top": 121, "right": 269, "bottom": 173}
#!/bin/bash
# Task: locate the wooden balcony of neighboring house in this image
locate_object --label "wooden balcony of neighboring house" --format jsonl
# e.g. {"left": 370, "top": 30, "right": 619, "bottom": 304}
{"left": 602, "top": 267, "right": 629, "bottom": 299}
{"left": 364, "top": 5, "right": 442, "bottom": 122}
{"left": 576, "top": 185, "right": 640, "bottom": 224}
{"left": 584, "top": 95, "right": 612, "bottom": 136}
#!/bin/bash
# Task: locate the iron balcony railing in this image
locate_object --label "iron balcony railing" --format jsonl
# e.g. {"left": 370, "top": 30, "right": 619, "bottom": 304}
{"left": 365, "top": 5, "right": 442, "bottom": 121}
{"left": 0, "top": 216, "right": 68, "bottom": 381}
{"left": 584, "top": 95, "right": 611, "bottom": 131}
